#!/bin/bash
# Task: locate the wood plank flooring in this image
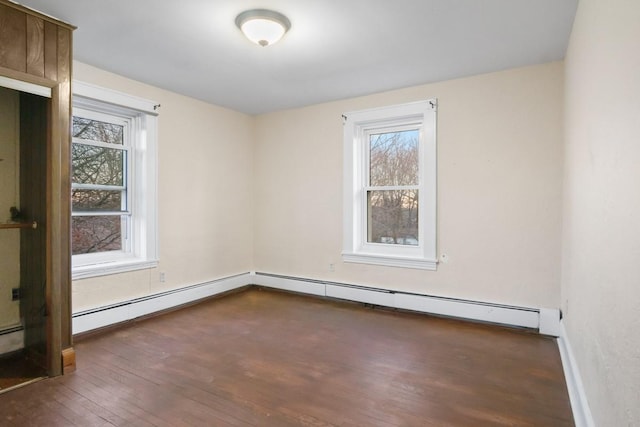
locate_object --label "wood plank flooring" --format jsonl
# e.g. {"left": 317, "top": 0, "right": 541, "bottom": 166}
{"left": 0, "top": 288, "right": 574, "bottom": 426}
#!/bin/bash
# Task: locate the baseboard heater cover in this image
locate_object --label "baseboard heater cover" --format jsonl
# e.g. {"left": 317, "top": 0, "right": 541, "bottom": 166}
{"left": 0, "top": 325, "right": 24, "bottom": 354}
{"left": 72, "top": 272, "right": 251, "bottom": 335}
{"left": 253, "top": 272, "right": 541, "bottom": 330}
{"left": 72, "top": 271, "right": 557, "bottom": 335}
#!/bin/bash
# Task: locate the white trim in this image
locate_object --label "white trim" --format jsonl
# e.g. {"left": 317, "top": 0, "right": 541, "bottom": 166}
{"left": 252, "top": 273, "right": 540, "bottom": 329}
{"left": 343, "top": 100, "right": 436, "bottom": 122}
{"left": 394, "top": 292, "right": 538, "bottom": 328}
{"left": 539, "top": 308, "right": 561, "bottom": 337}
{"left": 0, "top": 76, "right": 51, "bottom": 98}
{"left": 72, "top": 259, "right": 158, "bottom": 280}
{"left": 326, "top": 284, "right": 395, "bottom": 307}
{"left": 72, "top": 271, "right": 557, "bottom": 334}
{"left": 342, "top": 252, "right": 437, "bottom": 270}
{"left": 558, "top": 322, "right": 595, "bottom": 427}
{"left": 73, "top": 272, "right": 545, "bottom": 333}
{"left": 0, "top": 326, "right": 24, "bottom": 353}
{"left": 72, "top": 273, "right": 251, "bottom": 334}
{"left": 73, "top": 81, "right": 158, "bottom": 115}
{"left": 137, "top": 113, "right": 159, "bottom": 266}
{"left": 250, "top": 272, "right": 325, "bottom": 296}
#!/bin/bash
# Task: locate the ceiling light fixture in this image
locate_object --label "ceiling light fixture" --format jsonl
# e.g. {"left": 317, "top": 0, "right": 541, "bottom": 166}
{"left": 235, "top": 9, "right": 291, "bottom": 47}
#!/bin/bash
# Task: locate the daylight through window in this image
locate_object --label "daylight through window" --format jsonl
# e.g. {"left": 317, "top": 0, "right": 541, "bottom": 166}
{"left": 72, "top": 111, "right": 130, "bottom": 255}
{"left": 367, "top": 128, "right": 420, "bottom": 246}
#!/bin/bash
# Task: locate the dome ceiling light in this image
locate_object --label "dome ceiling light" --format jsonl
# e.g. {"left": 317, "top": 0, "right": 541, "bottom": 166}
{"left": 235, "top": 9, "right": 291, "bottom": 47}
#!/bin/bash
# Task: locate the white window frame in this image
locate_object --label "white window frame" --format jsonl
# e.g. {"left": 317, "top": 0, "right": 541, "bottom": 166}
{"left": 72, "top": 108, "right": 133, "bottom": 259}
{"left": 342, "top": 100, "right": 437, "bottom": 270}
{"left": 71, "top": 81, "right": 159, "bottom": 279}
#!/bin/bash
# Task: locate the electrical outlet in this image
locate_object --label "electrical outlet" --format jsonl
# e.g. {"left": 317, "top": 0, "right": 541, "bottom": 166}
{"left": 329, "top": 263, "right": 335, "bottom": 272}
{"left": 159, "top": 272, "right": 166, "bottom": 283}
{"left": 11, "top": 288, "right": 20, "bottom": 301}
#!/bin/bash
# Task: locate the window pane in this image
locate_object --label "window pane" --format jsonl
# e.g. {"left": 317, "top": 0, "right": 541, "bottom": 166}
{"left": 369, "top": 130, "right": 419, "bottom": 186}
{"left": 72, "top": 189, "right": 123, "bottom": 212}
{"left": 367, "top": 190, "right": 418, "bottom": 245}
{"left": 72, "top": 216, "right": 123, "bottom": 254}
{"left": 72, "top": 116, "right": 123, "bottom": 145}
{"left": 72, "top": 144, "right": 124, "bottom": 186}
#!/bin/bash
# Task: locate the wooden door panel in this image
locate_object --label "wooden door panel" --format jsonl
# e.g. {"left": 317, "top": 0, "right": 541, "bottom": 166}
{"left": 26, "top": 15, "right": 45, "bottom": 77}
{"left": 0, "top": 4, "right": 27, "bottom": 72}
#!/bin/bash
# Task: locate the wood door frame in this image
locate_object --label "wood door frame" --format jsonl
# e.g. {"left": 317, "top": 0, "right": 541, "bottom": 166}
{"left": 0, "top": 0, "right": 75, "bottom": 376}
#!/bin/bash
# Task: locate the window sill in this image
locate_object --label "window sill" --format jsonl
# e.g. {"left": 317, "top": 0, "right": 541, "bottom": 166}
{"left": 72, "top": 258, "right": 158, "bottom": 280}
{"left": 342, "top": 252, "right": 438, "bottom": 270}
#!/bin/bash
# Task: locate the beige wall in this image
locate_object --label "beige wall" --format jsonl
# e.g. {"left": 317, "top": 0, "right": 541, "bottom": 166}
{"left": 254, "top": 62, "right": 564, "bottom": 309}
{"left": 562, "top": 0, "right": 640, "bottom": 425}
{"left": 0, "top": 87, "right": 20, "bottom": 329}
{"left": 72, "top": 61, "right": 564, "bottom": 313}
{"left": 72, "top": 62, "right": 254, "bottom": 312}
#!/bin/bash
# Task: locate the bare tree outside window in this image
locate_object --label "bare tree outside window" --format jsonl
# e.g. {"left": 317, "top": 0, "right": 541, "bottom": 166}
{"left": 73, "top": 117, "right": 123, "bottom": 145}
{"left": 72, "top": 216, "right": 122, "bottom": 254}
{"left": 71, "top": 116, "right": 127, "bottom": 255}
{"left": 367, "top": 130, "right": 419, "bottom": 245}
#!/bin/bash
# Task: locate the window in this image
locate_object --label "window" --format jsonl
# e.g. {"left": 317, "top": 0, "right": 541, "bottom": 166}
{"left": 342, "top": 100, "right": 437, "bottom": 270}
{"left": 71, "top": 81, "right": 158, "bottom": 279}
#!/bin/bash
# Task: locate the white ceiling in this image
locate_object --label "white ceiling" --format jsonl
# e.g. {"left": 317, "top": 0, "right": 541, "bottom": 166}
{"left": 17, "top": 0, "right": 577, "bottom": 115}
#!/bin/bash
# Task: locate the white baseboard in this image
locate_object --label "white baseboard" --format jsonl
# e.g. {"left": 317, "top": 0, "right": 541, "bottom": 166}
{"left": 73, "top": 271, "right": 560, "bottom": 336}
{"left": 395, "top": 292, "right": 539, "bottom": 328}
{"left": 326, "top": 284, "right": 396, "bottom": 307}
{"left": 558, "top": 321, "right": 595, "bottom": 427}
{"left": 0, "top": 326, "right": 24, "bottom": 353}
{"left": 72, "top": 272, "right": 251, "bottom": 335}
{"left": 253, "top": 273, "right": 542, "bottom": 330}
{"left": 253, "top": 273, "right": 325, "bottom": 296}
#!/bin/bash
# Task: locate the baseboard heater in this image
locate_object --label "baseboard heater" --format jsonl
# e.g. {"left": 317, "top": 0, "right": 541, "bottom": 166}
{"left": 72, "top": 272, "right": 251, "bottom": 335}
{"left": 0, "top": 325, "right": 24, "bottom": 353}
{"left": 253, "top": 272, "right": 545, "bottom": 331}
{"left": 71, "top": 271, "right": 560, "bottom": 336}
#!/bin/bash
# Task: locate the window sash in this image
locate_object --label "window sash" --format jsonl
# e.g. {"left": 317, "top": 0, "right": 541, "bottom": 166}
{"left": 72, "top": 183, "right": 126, "bottom": 191}
{"left": 71, "top": 110, "right": 133, "bottom": 257}
{"left": 364, "top": 185, "right": 419, "bottom": 191}
{"left": 72, "top": 137, "right": 128, "bottom": 151}
{"left": 361, "top": 122, "right": 425, "bottom": 250}
{"left": 72, "top": 211, "right": 131, "bottom": 217}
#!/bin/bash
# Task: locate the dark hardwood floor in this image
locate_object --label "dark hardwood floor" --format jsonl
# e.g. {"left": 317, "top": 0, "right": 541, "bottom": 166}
{"left": 0, "top": 288, "right": 574, "bottom": 426}
{"left": 0, "top": 351, "right": 46, "bottom": 391}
